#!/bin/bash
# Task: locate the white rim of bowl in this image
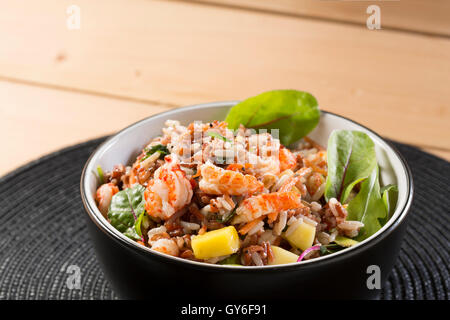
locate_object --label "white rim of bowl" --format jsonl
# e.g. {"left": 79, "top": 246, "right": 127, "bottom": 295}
{"left": 81, "top": 101, "right": 413, "bottom": 270}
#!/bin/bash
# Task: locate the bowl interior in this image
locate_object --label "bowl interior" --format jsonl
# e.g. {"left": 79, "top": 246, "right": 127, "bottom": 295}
{"left": 82, "top": 101, "right": 410, "bottom": 268}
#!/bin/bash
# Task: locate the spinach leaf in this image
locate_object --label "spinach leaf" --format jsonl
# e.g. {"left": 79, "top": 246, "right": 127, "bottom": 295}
{"left": 347, "top": 166, "right": 388, "bottom": 241}
{"left": 141, "top": 144, "right": 169, "bottom": 161}
{"left": 108, "top": 184, "right": 146, "bottom": 240}
{"left": 207, "top": 131, "right": 232, "bottom": 143}
{"left": 380, "top": 184, "right": 398, "bottom": 225}
{"left": 324, "top": 130, "right": 377, "bottom": 203}
{"left": 225, "top": 90, "right": 320, "bottom": 146}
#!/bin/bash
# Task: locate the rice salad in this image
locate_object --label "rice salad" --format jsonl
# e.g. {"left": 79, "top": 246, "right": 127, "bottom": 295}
{"left": 95, "top": 90, "right": 398, "bottom": 266}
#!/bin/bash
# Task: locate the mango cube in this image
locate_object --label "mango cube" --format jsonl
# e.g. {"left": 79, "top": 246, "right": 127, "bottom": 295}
{"left": 268, "top": 245, "right": 299, "bottom": 265}
{"left": 191, "top": 226, "right": 240, "bottom": 259}
{"left": 284, "top": 220, "right": 316, "bottom": 251}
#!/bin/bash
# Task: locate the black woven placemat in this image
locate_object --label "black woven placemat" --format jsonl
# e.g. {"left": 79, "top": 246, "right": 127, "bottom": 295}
{"left": 0, "top": 137, "right": 448, "bottom": 300}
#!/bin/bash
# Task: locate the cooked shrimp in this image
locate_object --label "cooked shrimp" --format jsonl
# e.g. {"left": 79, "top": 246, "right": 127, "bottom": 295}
{"left": 151, "top": 238, "right": 179, "bottom": 257}
{"left": 198, "top": 162, "right": 264, "bottom": 196}
{"left": 144, "top": 156, "right": 193, "bottom": 220}
{"left": 278, "top": 167, "right": 312, "bottom": 193}
{"left": 96, "top": 183, "right": 119, "bottom": 217}
{"left": 232, "top": 191, "right": 302, "bottom": 224}
{"left": 279, "top": 147, "right": 297, "bottom": 172}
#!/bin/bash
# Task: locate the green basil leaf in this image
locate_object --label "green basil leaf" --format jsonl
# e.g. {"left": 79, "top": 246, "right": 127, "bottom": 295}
{"left": 347, "top": 166, "right": 388, "bottom": 241}
{"left": 225, "top": 90, "right": 320, "bottom": 146}
{"left": 380, "top": 184, "right": 398, "bottom": 225}
{"left": 108, "top": 184, "right": 146, "bottom": 240}
{"left": 207, "top": 131, "right": 232, "bottom": 143}
{"left": 141, "top": 144, "right": 169, "bottom": 161}
{"left": 324, "top": 130, "right": 377, "bottom": 203}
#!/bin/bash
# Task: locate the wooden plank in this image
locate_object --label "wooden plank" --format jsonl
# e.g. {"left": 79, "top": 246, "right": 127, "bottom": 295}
{"left": 190, "top": 0, "right": 450, "bottom": 37}
{"left": 420, "top": 148, "right": 450, "bottom": 161}
{"left": 0, "top": 0, "right": 449, "bottom": 151}
{"left": 0, "top": 81, "right": 171, "bottom": 176}
{"left": 1, "top": 80, "right": 447, "bottom": 179}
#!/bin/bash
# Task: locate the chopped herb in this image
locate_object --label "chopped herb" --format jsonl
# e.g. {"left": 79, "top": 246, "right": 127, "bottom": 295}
{"left": 141, "top": 144, "right": 169, "bottom": 162}
{"left": 221, "top": 208, "right": 237, "bottom": 223}
{"left": 97, "top": 165, "right": 105, "bottom": 184}
{"left": 320, "top": 245, "right": 327, "bottom": 255}
{"left": 207, "top": 131, "right": 232, "bottom": 143}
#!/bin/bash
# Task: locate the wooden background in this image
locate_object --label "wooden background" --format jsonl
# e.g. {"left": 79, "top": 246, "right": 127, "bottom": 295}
{"left": 1, "top": 0, "right": 449, "bottom": 176}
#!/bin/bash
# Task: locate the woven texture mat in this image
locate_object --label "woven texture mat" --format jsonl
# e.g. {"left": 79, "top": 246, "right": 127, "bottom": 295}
{"left": 0, "top": 138, "right": 448, "bottom": 300}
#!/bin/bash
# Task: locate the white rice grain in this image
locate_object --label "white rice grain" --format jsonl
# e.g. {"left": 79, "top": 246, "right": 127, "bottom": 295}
{"left": 273, "top": 170, "right": 294, "bottom": 191}
{"left": 311, "top": 183, "right": 326, "bottom": 201}
{"left": 329, "top": 230, "right": 338, "bottom": 242}
{"left": 180, "top": 221, "right": 200, "bottom": 231}
{"left": 310, "top": 201, "right": 322, "bottom": 212}
{"left": 258, "top": 230, "right": 277, "bottom": 245}
{"left": 251, "top": 252, "right": 264, "bottom": 266}
{"left": 317, "top": 231, "right": 331, "bottom": 245}
{"left": 273, "top": 211, "right": 288, "bottom": 236}
{"left": 248, "top": 221, "right": 265, "bottom": 236}
{"left": 303, "top": 216, "right": 318, "bottom": 227}
{"left": 200, "top": 205, "right": 212, "bottom": 216}
{"left": 287, "top": 216, "right": 298, "bottom": 226}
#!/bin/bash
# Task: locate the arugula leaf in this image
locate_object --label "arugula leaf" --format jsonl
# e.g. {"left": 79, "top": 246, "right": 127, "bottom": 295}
{"left": 108, "top": 184, "right": 146, "bottom": 240}
{"left": 380, "top": 184, "right": 398, "bottom": 225}
{"left": 141, "top": 144, "right": 169, "bottom": 161}
{"left": 207, "top": 131, "right": 232, "bottom": 143}
{"left": 324, "top": 130, "right": 377, "bottom": 203}
{"left": 347, "top": 166, "right": 388, "bottom": 241}
{"left": 225, "top": 90, "right": 320, "bottom": 146}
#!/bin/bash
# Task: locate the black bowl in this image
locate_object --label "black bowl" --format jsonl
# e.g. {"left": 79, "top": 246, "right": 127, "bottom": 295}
{"left": 80, "top": 102, "right": 413, "bottom": 300}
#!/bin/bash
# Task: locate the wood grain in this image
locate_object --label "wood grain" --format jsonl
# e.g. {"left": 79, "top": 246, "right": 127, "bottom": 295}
{"left": 1, "top": 79, "right": 448, "bottom": 179}
{"left": 0, "top": 0, "right": 449, "bottom": 175}
{"left": 188, "top": 0, "right": 450, "bottom": 37}
{"left": 0, "top": 81, "right": 171, "bottom": 176}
